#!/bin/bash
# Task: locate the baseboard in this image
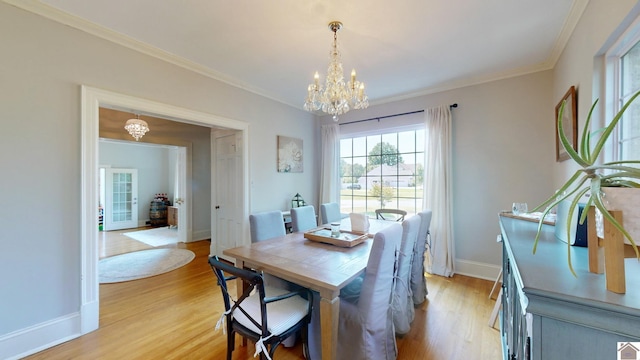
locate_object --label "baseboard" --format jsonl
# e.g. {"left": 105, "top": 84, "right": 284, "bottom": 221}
{"left": 190, "top": 229, "right": 211, "bottom": 242}
{"left": 454, "top": 259, "right": 501, "bottom": 281}
{"left": 0, "top": 312, "right": 82, "bottom": 360}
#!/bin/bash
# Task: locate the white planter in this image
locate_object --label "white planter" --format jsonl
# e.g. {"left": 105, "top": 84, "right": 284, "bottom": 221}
{"left": 598, "top": 187, "right": 640, "bottom": 245}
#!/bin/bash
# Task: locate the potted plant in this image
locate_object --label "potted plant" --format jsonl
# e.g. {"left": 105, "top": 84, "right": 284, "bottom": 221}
{"left": 532, "top": 89, "right": 640, "bottom": 275}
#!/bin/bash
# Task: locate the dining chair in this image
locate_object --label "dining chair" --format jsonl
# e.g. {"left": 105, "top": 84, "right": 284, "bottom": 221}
{"left": 391, "top": 214, "right": 421, "bottom": 335}
{"left": 249, "top": 210, "right": 286, "bottom": 243}
{"left": 320, "top": 202, "right": 342, "bottom": 225}
{"left": 375, "top": 208, "right": 407, "bottom": 222}
{"left": 291, "top": 205, "right": 317, "bottom": 232}
{"left": 208, "top": 256, "right": 313, "bottom": 360}
{"left": 411, "top": 210, "right": 432, "bottom": 305}
{"left": 249, "top": 210, "right": 303, "bottom": 348}
{"left": 307, "top": 223, "right": 402, "bottom": 360}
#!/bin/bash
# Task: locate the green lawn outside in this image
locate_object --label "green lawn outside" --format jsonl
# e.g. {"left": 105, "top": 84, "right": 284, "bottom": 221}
{"left": 339, "top": 187, "right": 424, "bottom": 216}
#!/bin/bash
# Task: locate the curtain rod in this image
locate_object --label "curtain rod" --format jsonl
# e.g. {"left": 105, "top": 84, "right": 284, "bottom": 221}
{"left": 339, "top": 103, "right": 458, "bottom": 126}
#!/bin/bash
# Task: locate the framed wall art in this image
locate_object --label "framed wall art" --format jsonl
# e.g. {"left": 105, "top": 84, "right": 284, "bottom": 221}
{"left": 555, "top": 86, "right": 577, "bottom": 162}
{"left": 277, "top": 135, "right": 303, "bottom": 173}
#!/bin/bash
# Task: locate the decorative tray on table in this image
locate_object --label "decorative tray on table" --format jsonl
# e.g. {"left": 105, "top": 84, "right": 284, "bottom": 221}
{"left": 303, "top": 228, "right": 368, "bottom": 247}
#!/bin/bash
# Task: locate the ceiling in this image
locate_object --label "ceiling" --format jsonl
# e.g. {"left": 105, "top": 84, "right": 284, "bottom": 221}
{"left": 24, "top": 0, "right": 586, "bottom": 109}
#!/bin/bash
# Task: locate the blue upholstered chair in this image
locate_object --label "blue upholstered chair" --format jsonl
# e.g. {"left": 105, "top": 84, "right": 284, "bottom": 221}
{"left": 291, "top": 205, "right": 317, "bottom": 232}
{"left": 308, "top": 223, "right": 402, "bottom": 360}
{"left": 249, "top": 210, "right": 300, "bottom": 348}
{"left": 392, "top": 215, "right": 421, "bottom": 335}
{"left": 411, "top": 210, "right": 432, "bottom": 305}
{"left": 320, "top": 202, "right": 342, "bottom": 225}
{"left": 249, "top": 210, "right": 286, "bottom": 243}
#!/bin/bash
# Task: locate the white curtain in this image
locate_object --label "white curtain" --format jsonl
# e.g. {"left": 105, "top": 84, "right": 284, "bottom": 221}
{"left": 423, "top": 105, "right": 455, "bottom": 277}
{"left": 319, "top": 123, "right": 340, "bottom": 204}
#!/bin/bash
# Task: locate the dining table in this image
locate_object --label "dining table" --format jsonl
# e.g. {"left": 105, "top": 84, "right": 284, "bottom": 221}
{"left": 222, "top": 217, "right": 393, "bottom": 360}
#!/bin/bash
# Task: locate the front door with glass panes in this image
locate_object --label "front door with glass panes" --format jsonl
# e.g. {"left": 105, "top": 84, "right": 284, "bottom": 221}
{"left": 104, "top": 168, "right": 139, "bottom": 230}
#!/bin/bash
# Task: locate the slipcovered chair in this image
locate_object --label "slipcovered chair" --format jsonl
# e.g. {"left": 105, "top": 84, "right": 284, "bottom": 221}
{"left": 320, "top": 202, "right": 342, "bottom": 225}
{"left": 392, "top": 215, "right": 421, "bottom": 335}
{"left": 308, "top": 223, "right": 402, "bottom": 360}
{"left": 375, "top": 208, "right": 407, "bottom": 222}
{"left": 291, "top": 205, "right": 317, "bottom": 232}
{"left": 411, "top": 210, "right": 432, "bottom": 305}
{"left": 208, "top": 256, "right": 313, "bottom": 360}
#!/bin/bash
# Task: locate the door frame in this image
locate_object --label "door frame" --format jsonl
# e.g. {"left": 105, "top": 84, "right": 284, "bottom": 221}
{"left": 80, "top": 85, "right": 250, "bottom": 334}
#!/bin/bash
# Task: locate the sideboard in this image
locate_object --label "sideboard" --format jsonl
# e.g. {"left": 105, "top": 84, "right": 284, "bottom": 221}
{"left": 499, "top": 215, "right": 640, "bottom": 360}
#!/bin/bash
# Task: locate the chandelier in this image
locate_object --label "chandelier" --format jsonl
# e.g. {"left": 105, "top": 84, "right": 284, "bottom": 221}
{"left": 304, "top": 21, "right": 369, "bottom": 121}
{"left": 124, "top": 114, "right": 149, "bottom": 141}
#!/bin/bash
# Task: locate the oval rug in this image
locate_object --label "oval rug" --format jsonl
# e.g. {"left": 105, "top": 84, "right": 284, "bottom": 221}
{"left": 99, "top": 248, "right": 195, "bottom": 284}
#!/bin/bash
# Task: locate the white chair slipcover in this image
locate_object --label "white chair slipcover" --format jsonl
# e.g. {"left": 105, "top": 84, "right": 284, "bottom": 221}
{"left": 308, "top": 223, "right": 402, "bottom": 360}
{"left": 392, "top": 215, "right": 421, "bottom": 335}
{"left": 411, "top": 210, "right": 432, "bottom": 305}
{"left": 291, "top": 205, "right": 317, "bottom": 232}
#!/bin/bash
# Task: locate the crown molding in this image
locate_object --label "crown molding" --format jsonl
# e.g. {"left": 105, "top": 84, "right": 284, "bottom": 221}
{"left": 2, "top": 0, "right": 296, "bottom": 108}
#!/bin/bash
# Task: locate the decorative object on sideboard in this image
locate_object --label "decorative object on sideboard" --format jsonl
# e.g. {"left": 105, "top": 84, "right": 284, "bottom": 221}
{"left": 291, "top": 193, "right": 306, "bottom": 209}
{"left": 124, "top": 113, "right": 149, "bottom": 141}
{"left": 531, "top": 88, "right": 640, "bottom": 282}
{"left": 303, "top": 21, "right": 369, "bottom": 121}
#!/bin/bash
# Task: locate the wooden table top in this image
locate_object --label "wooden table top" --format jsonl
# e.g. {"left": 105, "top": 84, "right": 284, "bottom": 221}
{"left": 223, "top": 218, "right": 394, "bottom": 292}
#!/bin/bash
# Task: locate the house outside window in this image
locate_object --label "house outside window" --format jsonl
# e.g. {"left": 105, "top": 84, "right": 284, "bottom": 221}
{"left": 340, "top": 129, "right": 424, "bottom": 217}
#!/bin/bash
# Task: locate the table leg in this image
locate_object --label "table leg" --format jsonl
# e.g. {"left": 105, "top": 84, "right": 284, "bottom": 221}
{"left": 319, "top": 289, "right": 339, "bottom": 360}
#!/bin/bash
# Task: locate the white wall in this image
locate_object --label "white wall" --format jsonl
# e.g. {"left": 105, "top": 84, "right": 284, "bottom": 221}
{"left": 99, "top": 141, "right": 176, "bottom": 226}
{"left": 552, "top": 0, "right": 638, "bottom": 187}
{"left": 0, "top": 2, "right": 316, "bottom": 356}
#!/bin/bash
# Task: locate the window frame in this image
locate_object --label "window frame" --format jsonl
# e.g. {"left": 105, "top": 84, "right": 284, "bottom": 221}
{"left": 339, "top": 125, "right": 425, "bottom": 217}
{"left": 604, "top": 13, "right": 640, "bottom": 163}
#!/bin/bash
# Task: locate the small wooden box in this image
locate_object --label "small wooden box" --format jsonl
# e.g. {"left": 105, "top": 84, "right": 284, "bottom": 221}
{"left": 303, "top": 228, "right": 367, "bottom": 247}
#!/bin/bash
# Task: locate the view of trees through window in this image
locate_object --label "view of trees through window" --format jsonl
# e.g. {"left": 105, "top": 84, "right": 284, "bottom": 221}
{"left": 619, "top": 39, "right": 640, "bottom": 161}
{"left": 340, "top": 129, "right": 425, "bottom": 217}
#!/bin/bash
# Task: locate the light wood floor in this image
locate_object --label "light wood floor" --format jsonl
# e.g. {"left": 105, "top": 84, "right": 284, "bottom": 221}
{"left": 25, "top": 230, "right": 502, "bottom": 360}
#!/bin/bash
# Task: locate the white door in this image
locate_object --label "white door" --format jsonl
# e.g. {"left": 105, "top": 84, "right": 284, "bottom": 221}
{"left": 213, "top": 132, "right": 242, "bottom": 257}
{"left": 104, "top": 168, "right": 138, "bottom": 230}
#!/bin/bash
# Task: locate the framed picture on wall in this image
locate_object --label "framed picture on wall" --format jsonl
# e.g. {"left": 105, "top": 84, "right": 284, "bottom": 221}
{"left": 555, "top": 86, "right": 578, "bottom": 162}
{"left": 277, "top": 135, "right": 303, "bottom": 173}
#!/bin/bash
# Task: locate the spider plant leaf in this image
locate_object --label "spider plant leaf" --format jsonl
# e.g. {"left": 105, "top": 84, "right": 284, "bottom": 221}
{"left": 531, "top": 170, "right": 584, "bottom": 213}
{"left": 576, "top": 188, "right": 592, "bottom": 225}
{"left": 580, "top": 99, "right": 599, "bottom": 162}
{"left": 557, "top": 102, "right": 589, "bottom": 167}
{"left": 532, "top": 176, "right": 588, "bottom": 254}
{"left": 591, "top": 89, "right": 640, "bottom": 160}
{"left": 564, "top": 193, "right": 587, "bottom": 277}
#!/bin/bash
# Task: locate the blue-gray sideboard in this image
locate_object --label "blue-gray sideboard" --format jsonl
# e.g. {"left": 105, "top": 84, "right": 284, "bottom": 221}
{"left": 499, "top": 215, "right": 640, "bottom": 360}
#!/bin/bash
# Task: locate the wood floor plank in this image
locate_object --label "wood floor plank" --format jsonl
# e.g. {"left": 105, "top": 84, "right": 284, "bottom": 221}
{"left": 24, "top": 231, "right": 501, "bottom": 360}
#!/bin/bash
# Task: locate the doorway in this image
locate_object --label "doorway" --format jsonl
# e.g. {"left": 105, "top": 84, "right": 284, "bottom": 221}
{"left": 81, "top": 86, "right": 250, "bottom": 334}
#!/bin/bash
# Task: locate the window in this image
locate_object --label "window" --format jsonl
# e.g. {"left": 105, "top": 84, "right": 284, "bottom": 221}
{"left": 340, "top": 129, "right": 424, "bottom": 217}
{"left": 617, "top": 40, "right": 640, "bottom": 161}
